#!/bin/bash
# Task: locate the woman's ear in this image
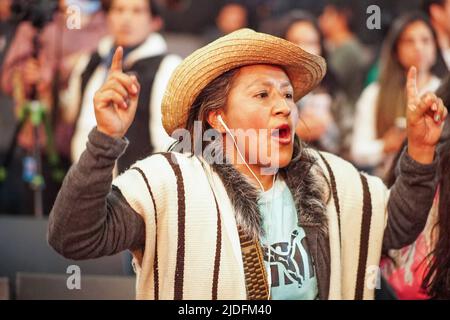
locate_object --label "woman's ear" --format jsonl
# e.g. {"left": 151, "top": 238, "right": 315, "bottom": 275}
{"left": 207, "top": 111, "right": 225, "bottom": 133}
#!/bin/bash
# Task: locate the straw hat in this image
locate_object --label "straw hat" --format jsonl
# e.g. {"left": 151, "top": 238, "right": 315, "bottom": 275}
{"left": 161, "top": 28, "right": 326, "bottom": 136}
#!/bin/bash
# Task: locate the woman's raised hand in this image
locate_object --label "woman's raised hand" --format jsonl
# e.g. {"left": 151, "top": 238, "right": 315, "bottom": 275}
{"left": 94, "top": 46, "right": 141, "bottom": 138}
{"left": 406, "top": 66, "right": 448, "bottom": 164}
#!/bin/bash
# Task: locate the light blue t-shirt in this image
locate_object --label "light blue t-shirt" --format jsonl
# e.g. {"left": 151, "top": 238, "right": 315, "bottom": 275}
{"left": 258, "top": 176, "right": 318, "bottom": 300}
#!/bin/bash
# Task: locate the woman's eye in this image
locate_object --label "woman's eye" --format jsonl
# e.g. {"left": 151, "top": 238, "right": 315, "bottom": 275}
{"left": 256, "top": 92, "right": 269, "bottom": 98}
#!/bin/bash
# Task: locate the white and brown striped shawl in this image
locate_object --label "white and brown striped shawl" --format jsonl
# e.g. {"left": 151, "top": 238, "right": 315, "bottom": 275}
{"left": 112, "top": 149, "right": 389, "bottom": 300}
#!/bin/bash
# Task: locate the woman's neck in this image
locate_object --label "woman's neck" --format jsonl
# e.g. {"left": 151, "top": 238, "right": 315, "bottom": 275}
{"left": 234, "top": 162, "right": 276, "bottom": 192}
{"left": 223, "top": 137, "right": 276, "bottom": 191}
{"left": 416, "top": 70, "right": 433, "bottom": 91}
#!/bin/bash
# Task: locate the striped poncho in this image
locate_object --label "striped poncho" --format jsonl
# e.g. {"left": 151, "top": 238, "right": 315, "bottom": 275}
{"left": 113, "top": 149, "right": 389, "bottom": 300}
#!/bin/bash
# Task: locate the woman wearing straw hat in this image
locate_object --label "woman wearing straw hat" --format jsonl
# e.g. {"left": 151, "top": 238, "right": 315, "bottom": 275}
{"left": 48, "top": 29, "right": 446, "bottom": 300}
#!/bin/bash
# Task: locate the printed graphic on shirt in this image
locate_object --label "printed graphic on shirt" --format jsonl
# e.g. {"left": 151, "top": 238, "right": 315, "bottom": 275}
{"left": 258, "top": 177, "right": 318, "bottom": 299}
{"left": 263, "top": 226, "right": 318, "bottom": 300}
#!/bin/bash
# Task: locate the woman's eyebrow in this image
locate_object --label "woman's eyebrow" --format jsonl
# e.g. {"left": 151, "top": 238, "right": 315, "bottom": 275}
{"left": 246, "top": 80, "right": 292, "bottom": 90}
{"left": 281, "top": 81, "right": 293, "bottom": 89}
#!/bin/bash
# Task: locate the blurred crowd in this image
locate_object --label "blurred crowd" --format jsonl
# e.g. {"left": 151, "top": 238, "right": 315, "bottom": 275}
{"left": 1, "top": 0, "right": 450, "bottom": 299}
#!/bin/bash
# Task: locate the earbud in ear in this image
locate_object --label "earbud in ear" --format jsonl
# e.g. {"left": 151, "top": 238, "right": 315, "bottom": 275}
{"left": 217, "top": 115, "right": 224, "bottom": 125}
{"left": 217, "top": 115, "right": 227, "bottom": 132}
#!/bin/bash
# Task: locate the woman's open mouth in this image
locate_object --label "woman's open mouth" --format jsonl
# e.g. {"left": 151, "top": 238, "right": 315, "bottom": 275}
{"left": 271, "top": 124, "right": 292, "bottom": 145}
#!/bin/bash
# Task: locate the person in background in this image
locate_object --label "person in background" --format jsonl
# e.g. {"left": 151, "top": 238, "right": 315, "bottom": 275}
{"left": 1, "top": 0, "right": 107, "bottom": 163}
{"left": 216, "top": 2, "right": 248, "bottom": 35}
{"left": 422, "top": 0, "right": 450, "bottom": 71}
{"left": 318, "top": 0, "right": 370, "bottom": 107}
{"left": 1, "top": 0, "right": 107, "bottom": 110}
{"left": 281, "top": 10, "right": 340, "bottom": 154}
{"left": 204, "top": 2, "right": 249, "bottom": 42}
{"left": 66, "top": 0, "right": 180, "bottom": 174}
{"left": 351, "top": 12, "right": 445, "bottom": 176}
{"left": 381, "top": 74, "right": 450, "bottom": 300}
{"left": 0, "top": 0, "right": 107, "bottom": 215}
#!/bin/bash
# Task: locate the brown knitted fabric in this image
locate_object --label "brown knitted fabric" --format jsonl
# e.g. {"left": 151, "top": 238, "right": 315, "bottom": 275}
{"left": 355, "top": 173, "right": 373, "bottom": 300}
{"left": 318, "top": 153, "right": 342, "bottom": 246}
{"left": 237, "top": 226, "right": 270, "bottom": 300}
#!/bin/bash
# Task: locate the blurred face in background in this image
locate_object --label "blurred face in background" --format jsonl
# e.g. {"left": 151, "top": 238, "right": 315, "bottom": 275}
{"left": 107, "top": 0, "right": 153, "bottom": 47}
{"left": 318, "top": 5, "right": 341, "bottom": 38}
{"left": 397, "top": 20, "right": 437, "bottom": 73}
{"left": 285, "top": 21, "right": 322, "bottom": 56}
{"left": 216, "top": 3, "right": 248, "bottom": 35}
{"left": 0, "top": 0, "right": 12, "bottom": 20}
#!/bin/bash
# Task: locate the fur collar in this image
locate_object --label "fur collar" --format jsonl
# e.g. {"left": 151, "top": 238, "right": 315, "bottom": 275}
{"left": 210, "top": 148, "right": 329, "bottom": 240}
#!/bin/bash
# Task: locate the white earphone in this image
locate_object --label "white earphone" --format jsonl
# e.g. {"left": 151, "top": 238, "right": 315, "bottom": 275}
{"left": 217, "top": 114, "right": 275, "bottom": 299}
{"left": 217, "top": 115, "right": 266, "bottom": 192}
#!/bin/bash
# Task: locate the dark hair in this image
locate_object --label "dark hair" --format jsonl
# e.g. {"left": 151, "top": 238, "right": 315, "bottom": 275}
{"left": 324, "top": 0, "right": 356, "bottom": 32}
{"left": 422, "top": 0, "right": 447, "bottom": 14}
{"left": 101, "top": 0, "right": 161, "bottom": 17}
{"left": 375, "top": 12, "right": 446, "bottom": 138}
{"left": 183, "top": 68, "right": 239, "bottom": 155}
{"left": 421, "top": 73, "right": 450, "bottom": 299}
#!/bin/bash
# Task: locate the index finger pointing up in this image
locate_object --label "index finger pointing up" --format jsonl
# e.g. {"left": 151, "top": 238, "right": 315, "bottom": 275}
{"left": 406, "top": 66, "right": 418, "bottom": 105}
{"left": 110, "top": 46, "right": 123, "bottom": 73}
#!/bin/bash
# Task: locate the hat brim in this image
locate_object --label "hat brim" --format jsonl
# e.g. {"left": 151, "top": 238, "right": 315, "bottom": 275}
{"left": 162, "top": 28, "right": 327, "bottom": 136}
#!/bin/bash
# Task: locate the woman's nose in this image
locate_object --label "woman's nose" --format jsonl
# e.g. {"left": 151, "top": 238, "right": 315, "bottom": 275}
{"left": 412, "top": 40, "right": 425, "bottom": 53}
{"left": 273, "top": 98, "right": 292, "bottom": 116}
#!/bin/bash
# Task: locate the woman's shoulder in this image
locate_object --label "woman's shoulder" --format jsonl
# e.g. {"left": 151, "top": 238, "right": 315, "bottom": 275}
{"left": 112, "top": 152, "right": 206, "bottom": 202}
{"left": 306, "top": 149, "right": 389, "bottom": 213}
{"left": 125, "top": 151, "right": 203, "bottom": 175}
{"left": 307, "top": 149, "right": 386, "bottom": 193}
{"left": 307, "top": 149, "right": 358, "bottom": 175}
